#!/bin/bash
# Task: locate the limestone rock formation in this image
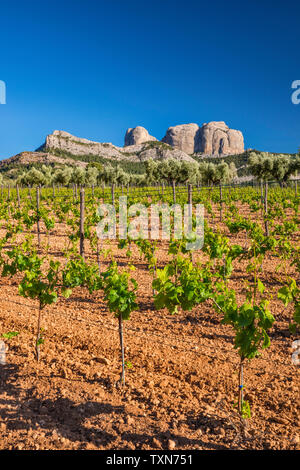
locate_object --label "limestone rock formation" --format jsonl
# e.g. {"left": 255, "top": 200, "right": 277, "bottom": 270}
{"left": 161, "top": 121, "right": 244, "bottom": 156}
{"left": 42, "top": 130, "right": 194, "bottom": 163}
{"left": 124, "top": 126, "right": 157, "bottom": 146}
{"left": 124, "top": 126, "right": 157, "bottom": 147}
{"left": 199, "top": 121, "right": 244, "bottom": 156}
{"left": 27, "top": 121, "right": 244, "bottom": 171}
{"left": 137, "top": 144, "right": 196, "bottom": 163}
{"left": 162, "top": 123, "right": 200, "bottom": 154}
{"left": 45, "top": 130, "right": 127, "bottom": 160}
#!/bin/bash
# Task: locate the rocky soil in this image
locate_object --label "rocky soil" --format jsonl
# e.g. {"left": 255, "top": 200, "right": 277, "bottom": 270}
{"left": 0, "top": 203, "right": 299, "bottom": 451}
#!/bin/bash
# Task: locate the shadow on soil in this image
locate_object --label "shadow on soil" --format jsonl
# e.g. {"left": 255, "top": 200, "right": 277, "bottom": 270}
{"left": 0, "top": 363, "right": 228, "bottom": 450}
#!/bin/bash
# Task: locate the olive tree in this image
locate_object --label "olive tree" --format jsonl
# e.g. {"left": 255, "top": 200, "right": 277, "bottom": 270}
{"left": 248, "top": 152, "right": 275, "bottom": 235}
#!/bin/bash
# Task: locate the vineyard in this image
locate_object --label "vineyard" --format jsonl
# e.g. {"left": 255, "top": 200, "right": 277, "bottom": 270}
{"left": 0, "top": 179, "right": 299, "bottom": 451}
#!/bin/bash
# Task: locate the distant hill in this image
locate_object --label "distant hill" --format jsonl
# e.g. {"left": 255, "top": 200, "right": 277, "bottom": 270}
{"left": 1, "top": 126, "right": 293, "bottom": 182}
{"left": 0, "top": 129, "right": 199, "bottom": 178}
{"left": 41, "top": 130, "right": 198, "bottom": 163}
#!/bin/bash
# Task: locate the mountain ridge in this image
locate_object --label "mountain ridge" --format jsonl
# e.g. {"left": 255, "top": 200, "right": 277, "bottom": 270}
{"left": 0, "top": 121, "right": 246, "bottom": 177}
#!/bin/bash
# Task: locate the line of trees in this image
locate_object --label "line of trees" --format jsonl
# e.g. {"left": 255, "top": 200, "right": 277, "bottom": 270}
{"left": 248, "top": 152, "right": 300, "bottom": 187}
{"left": 1, "top": 151, "right": 299, "bottom": 192}
{"left": 11, "top": 159, "right": 238, "bottom": 191}
{"left": 248, "top": 151, "right": 300, "bottom": 236}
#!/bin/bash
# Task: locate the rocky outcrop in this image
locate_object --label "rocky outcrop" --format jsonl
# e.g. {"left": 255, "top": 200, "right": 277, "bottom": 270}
{"left": 199, "top": 121, "right": 244, "bottom": 156}
{"left": 28, "top": 121, "right": 244, "bottom": 169}
{"left": 43, "top": 130, "right": 194, "bottom": 163}
{"left": 45, "top": 130, "right": 127, "bottom": 160}
{"left": 137, "top": 143, "right": 196, "bottom": 163}
{"left": 162, "top": 123, "right": 201, "bottom": 154}
{"left": 124, "top": 126, "right": 157, "bottom": 146}
{"left": 161, "top": 121, "right": 244, "bottom": 155}
{"left": 0, "top": 121, "right": 246, "bottom": 174}
{"left": 45, "top": 123, "right": 244, "bottom": 161}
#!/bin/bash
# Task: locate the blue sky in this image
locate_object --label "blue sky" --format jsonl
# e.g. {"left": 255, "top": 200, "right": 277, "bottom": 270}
{"left": 0, "top": 0, "right": 299, "bottom": 159}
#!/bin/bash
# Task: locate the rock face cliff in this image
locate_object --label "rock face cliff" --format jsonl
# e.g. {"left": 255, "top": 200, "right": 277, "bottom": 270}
{"left": 161, "top": 123, "right": 201, "bottom": 154}
{"left": 0, "top": 121, "right": 246, "bottom": 174}
{"left": 41, "top": 120, "right": 244, "bottom": 165}
{"left": 160, "top": 121, "right": 244, "bottom": 155}
{"left": 43, "top": 130, "right": 195, "bottom": 163}
{"left": 124, "top": 126, "right": 157, "bottom": 146}
{"left": 45, "top": 130, "right": 124, "bottom": 160}
{"left": 199, "top": 121, "right": 244, "bottom": 156}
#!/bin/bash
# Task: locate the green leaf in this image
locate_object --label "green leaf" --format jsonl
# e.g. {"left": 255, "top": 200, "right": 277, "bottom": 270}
{"left": 61, "top": 288, "right": 72, "bottom": 299}
{"left": 2, "top": 331, "right": 19, "bottom": 340}
{"left": 257, "top": 279, "right": 265, "bottom": 294}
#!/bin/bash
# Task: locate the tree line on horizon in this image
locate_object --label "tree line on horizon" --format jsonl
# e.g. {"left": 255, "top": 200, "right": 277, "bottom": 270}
{"left": 0, "top": 151, "right": 299, "bottom": 190}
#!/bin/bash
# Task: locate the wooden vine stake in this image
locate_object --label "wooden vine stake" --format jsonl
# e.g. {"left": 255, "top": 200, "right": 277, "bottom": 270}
{"left": 80, "top": 187, "right": 85, "bottom": 259}
{"left": 188, "top": 183, "right": 194, "bottom": 263}
{"left": 264, "top": 181, "right": 269, "bottom": 237}
{"left": 36, "top": 186, "right": 41, "bottom": 248}
{"left": 16, "top": 184, "right": 21, "bottom": 209}
{"left": 111, "top": 183, "right": 115, "bottom": 207}
{"left": 119, "top": 314, "right": 125, "bottom": 387}
{"left": 219, "top": 183, "right": 223, "bottom": 222}
{"left": 260, "top": 181, "right": 264, "bottom": 218}
{"left": 238, "top": 357, "right": 245, "bottom": 415}
{"left": 35, "top": 301, "right": 43, "bottom": 362}
{"left": 172, "top": 180, "right": 176, "bottom": 204}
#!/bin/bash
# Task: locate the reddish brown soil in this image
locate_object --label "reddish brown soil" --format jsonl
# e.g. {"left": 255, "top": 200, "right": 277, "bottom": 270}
{"left": 0, "top": 203, "right": 299, "bottom": 451}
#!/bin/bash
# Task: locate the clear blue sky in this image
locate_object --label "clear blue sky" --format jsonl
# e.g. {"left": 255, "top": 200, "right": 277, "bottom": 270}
{"left": 0, "top": 0, "right": 299, "bottom": 159}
